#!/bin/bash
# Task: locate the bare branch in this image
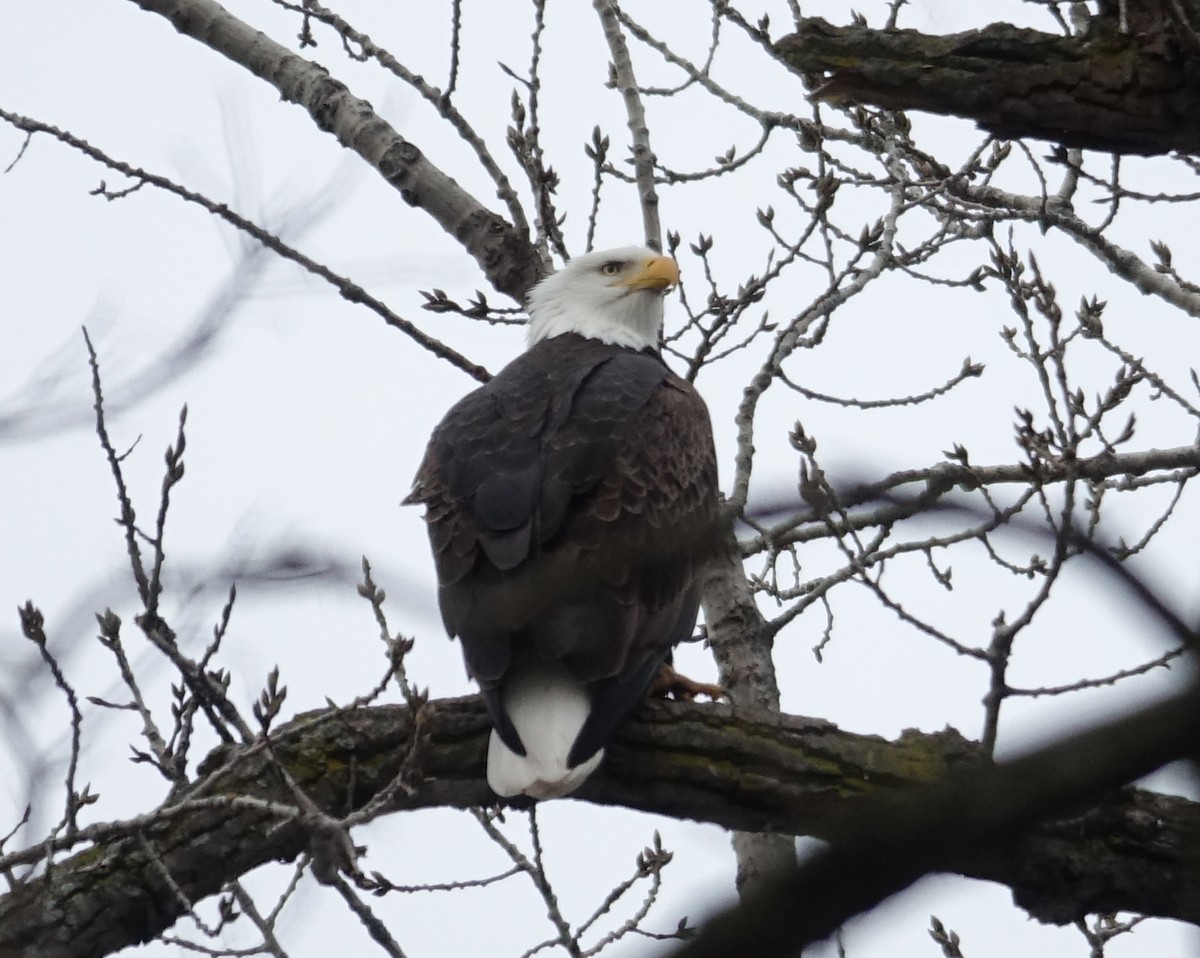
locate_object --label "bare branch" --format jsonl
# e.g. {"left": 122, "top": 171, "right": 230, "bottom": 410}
{"left": 740, "top": 442, "right": 1200, "bottom": 555}
{"left": 0, "top": 110, "right": 492, "bottom": 383}
{"left": 124, "top": 0, "right": 542, "bottom": 302}
{"left": 593, "top": 0, "right": 661, "bottom": 250}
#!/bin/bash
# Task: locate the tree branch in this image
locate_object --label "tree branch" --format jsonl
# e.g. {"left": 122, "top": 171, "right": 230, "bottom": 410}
{"left": 3, "top": 695, "right": 1197, "bottom": 958}
{"left": 127, "top": 0, "right": 542, "bottom": 301}
{"left": 698, "top": 528, "right": 794, "bottom": 894}
{"left": 669, "top": 684, "right": 1200, "bottom": 958}
{"left": 741, "top": 441, "right": 1200, "bottom": 555}
{"left": 593, "top": 0, "right": 662, "bottom": 250}
{"left": 772, "top": 15, "right": 1200, "bottom": 156}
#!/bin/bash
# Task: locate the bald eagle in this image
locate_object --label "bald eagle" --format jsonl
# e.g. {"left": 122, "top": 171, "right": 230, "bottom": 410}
{"left": 405, "top": 247, "right": 719, "bottom": 799}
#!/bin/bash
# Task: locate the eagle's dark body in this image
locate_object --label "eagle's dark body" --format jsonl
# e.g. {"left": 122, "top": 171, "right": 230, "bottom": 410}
{"left": 406, "top": 246, "right": 717, "bottom": 798}
{"left": 407, "top": 331, "right": 718, "bottom": 773}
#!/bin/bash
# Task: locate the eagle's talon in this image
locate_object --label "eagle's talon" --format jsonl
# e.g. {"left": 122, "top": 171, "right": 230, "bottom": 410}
{"left": 650, "top": 662, "right": 724, "bottom": 702}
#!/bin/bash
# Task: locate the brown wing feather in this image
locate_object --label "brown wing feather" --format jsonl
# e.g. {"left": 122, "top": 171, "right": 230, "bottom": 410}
{"left": 569, "top": 373, "right": 719, "bottom": 606}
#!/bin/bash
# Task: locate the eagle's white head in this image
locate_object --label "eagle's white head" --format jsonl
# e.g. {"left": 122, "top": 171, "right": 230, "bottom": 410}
{"left": 526, "top": 246, "right": 680, "bottom": 351}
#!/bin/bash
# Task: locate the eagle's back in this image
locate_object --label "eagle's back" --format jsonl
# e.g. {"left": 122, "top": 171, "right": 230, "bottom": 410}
{"left": 407, "top": 331, "right": 718, "bottom": 767}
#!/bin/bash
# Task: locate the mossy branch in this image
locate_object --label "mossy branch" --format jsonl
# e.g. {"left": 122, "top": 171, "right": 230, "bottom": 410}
{"left": 1, "top": 696, "right": 1197, "bottom": 958}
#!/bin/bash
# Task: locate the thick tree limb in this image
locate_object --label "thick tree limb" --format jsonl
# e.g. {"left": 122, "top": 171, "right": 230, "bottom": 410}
{"left": 127, "top": 0, "right": 543, "bottom": 300}
{"left": 671, "top": 685, "right": 1200, "bottom": 958}
{"left": 772, "top": 16, "right": 1200, "bottom": 155}
{"left": 2, "top": 696, "right": 1197, "bottom": 958}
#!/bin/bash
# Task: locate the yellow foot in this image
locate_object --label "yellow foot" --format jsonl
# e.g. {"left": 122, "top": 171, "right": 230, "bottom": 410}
{"left": 649, "top": 662, "right": 724, "bottom": 702}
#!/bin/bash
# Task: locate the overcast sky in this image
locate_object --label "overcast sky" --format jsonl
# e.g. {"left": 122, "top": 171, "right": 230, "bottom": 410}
{"left": 2, "top": 1, "right": 1198, "bottom": 955}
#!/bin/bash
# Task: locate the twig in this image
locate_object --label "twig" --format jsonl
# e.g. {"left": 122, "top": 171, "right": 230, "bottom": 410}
{"left": 17, "top": 605, "right": 85, "bottom": 835}
{"left": 2, "top": 111, "right": 490, "bottom": 383}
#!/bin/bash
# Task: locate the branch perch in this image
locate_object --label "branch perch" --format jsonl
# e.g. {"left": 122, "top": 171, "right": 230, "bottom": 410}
{"left": 2, "top": 696, "right": 1197, "bottom": 958}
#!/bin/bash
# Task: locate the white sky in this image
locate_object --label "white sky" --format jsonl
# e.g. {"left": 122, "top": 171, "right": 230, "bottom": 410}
{"left": 2, "top": 1, "right": 1198, "bottom": 956}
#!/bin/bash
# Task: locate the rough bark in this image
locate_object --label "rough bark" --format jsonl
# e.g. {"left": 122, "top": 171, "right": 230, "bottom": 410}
{"left": 128, "top": 0, "right": 543, "bottom": 301}
{"left": 2, "top": 695, "right": 1197, "bottom": 958}
{"left": 772, "top": 15, "right": 1200, "bottom": 155}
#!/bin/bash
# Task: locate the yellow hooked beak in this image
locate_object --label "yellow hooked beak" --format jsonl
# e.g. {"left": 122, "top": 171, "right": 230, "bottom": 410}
{"left": 618, "top": 255, "right": 680, "bottom": 292}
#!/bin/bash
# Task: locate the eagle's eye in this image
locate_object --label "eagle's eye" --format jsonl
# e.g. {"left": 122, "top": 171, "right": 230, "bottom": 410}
{"left": 599, "top": 261, "right": 623, "bottom": 276}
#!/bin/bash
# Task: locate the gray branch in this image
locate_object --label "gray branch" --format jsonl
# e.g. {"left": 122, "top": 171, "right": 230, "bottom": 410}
{"left": 593, "top": 0, "right": 662, "bottom": 250}
{"left": 742, "top": 441, "right": 1200, "bottom": 554}
{"left": 128, "top": 0, "right": 542, "bottom": 301}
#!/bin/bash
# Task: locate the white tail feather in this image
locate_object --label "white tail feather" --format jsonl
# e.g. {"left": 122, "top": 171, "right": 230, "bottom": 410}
{"left": 486, "top": 662, "right": 603, "bottom": 799}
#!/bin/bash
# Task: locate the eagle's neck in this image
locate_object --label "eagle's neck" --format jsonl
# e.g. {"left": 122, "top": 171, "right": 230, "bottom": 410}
{"left": 526, "top": 290, "right": 663, "bottom": 351}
